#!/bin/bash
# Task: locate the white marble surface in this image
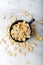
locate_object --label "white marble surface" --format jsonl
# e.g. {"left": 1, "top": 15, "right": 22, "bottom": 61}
{"left": 0, "top": 0, "right": 43, "bottom": 65}
{"left": 0, "top": 0, "right": 43, "bottom": 20}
